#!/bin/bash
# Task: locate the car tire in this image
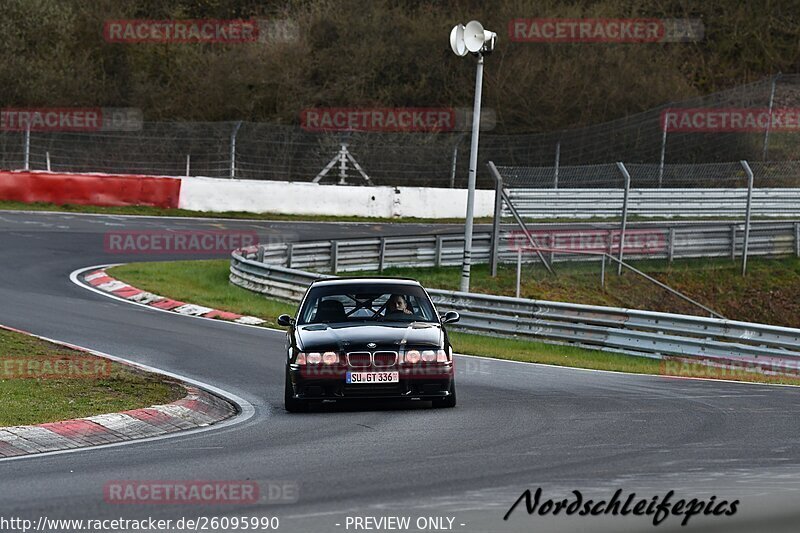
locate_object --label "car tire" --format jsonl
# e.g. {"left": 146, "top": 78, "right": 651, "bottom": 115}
{"left": 284, "top": 371, "right": 308, "bottom": 413}
{"left": 432, "top": 381, "right": 457, "bottom": 408}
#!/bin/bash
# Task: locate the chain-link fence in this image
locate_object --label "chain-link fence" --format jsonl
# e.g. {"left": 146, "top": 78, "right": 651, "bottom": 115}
{"left": 490, "top": 160, "right": 800, "bottom": 277}
{"left": 2, "top": 75, "right": 800, "bottom": 187}
{"left": 498, "top": 160, "right": 800, "bottom": 189}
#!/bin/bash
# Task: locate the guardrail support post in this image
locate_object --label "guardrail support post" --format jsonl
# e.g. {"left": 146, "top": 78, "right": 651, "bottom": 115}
{"left": 489, "top": 162, "right": 504, "bottom": 277}
{"left": 795, "top": 222, "right": 800, "bottom": 258}
{"left": 256, "top": 245, "right": 265, "bottom": 263}
{"left": 378, "top": 237, "right": 386, "bottom": 273}
{"left": 435, "top": 235, "right": 443, "bottom": 268}
{"left": 331, "top": 240, "right": 339, "bottom": 274}
{"left": 668, "top": 227, "right": 676, "bottom": 263}
{"left": 740, "top": 160, "right": 755, "bottom": 276}
{"left": 548, "top": 233, "right": 555, "bottom": 265}
{"left": 516, "top": 249, "right": 522, "bottom": 298}
{"left": 600, "top": 253, "right": 606, "bottom": 288}
{"left": 616, "top": 162, "right": 632, "bottom": 275}
{"left": 730, "top": 225, "right": 737, "bottom": 260}
{"left": 286, "top": 243, "right": 293, "bottom": 268}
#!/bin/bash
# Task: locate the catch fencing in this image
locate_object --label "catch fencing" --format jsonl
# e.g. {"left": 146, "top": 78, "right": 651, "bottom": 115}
{"left": 3, "top": 75, "right": 800, "bottom": 188}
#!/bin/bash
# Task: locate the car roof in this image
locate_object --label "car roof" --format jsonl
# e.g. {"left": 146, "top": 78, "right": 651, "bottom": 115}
{"left": 310, "top": 277, "right": 422, "bottom": 287}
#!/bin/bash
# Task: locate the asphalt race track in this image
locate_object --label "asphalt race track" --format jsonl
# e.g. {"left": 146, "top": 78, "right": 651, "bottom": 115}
{"left": 2, "top": 211, "right": 800, "bottom": 533}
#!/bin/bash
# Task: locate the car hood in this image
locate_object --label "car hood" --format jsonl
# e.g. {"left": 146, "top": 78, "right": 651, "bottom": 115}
{"left": 296, "top": 322, "right": 443, "bottom": 351}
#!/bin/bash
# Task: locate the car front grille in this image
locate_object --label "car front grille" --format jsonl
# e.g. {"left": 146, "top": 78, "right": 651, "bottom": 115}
{"left": 346, "top": 352, "right": 371, "bottom": 367}
{"left": 345, "top": 350, "right": 398, "bottom": 368}
{"left": 373, "top": 351, "right": 397, "bottom": 367}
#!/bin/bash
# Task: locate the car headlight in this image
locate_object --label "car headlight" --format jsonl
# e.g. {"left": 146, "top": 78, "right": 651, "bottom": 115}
{"left": 296, "top": 351, "right": 339, "bottom": 365}
{"left": 421, "top": 350, "right": 436, "bottom": 362}
{"left": 404, "top": 350, "right": 421, "bottom": 364}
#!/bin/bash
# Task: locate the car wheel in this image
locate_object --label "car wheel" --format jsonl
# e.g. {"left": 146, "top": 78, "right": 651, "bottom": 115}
{"left": 432, "top": 381, "right": 457, "bottom": 408}
{"left": 284, "top": 370, "right": 308, "bottom": 413}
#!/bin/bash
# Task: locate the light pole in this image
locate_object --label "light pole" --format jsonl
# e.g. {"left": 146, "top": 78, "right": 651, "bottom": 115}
{"left": 450, "top": 21, "right": 496, "bottom": 293}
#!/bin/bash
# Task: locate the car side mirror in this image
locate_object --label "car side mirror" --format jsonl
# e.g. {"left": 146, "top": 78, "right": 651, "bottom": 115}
{"left": 277, "top": 314, "right": 295, "bottom": 327}
{"left": 441, "top": 311, "right": 460, "bottom": 324}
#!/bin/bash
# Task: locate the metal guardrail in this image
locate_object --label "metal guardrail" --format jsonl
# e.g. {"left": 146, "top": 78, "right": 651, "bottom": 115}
{"left": 498, "top": 221, "right": 800, "bottom": 264}
{"left": 237, "top": 221, "right": 800, "bottom": 275}
{"left": 501, "top": 188, "right": 800, "bottom": 219}
{"left": 230, "top": 243, "right": 800, "bottom": 372}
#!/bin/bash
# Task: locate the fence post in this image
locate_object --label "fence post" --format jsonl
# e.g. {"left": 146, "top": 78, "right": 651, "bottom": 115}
{"left": 331, "top": 240, "right": 339, "bottom": 274}
{"left": 489, "top": 162, "right": 504, "bottom": 277}
{"left": 46, "top": 151, "right": 51, "bottom": 172}
{"left": 658, "top": 121, "right": 667, "bottom": 188}
{"left": 378, "top": 237, "right": 386, "bottom": 273}
{"left": 488, "top": 162, "right": 554, "bottom": 275}
{"left": 763, "top": 73, "right": 781, "bottom": 161}
{"left": 286, "top": 243, "right": 293, "bottom": 269}
{"left": 229, "top": 121, "right": 242, "bottom": 179}
{"left": 449, "top": 135, "right": 463, "bottom": 188}
{"left": 185, "top": 154, "right": 191, "bottom": 177}
{"left": 740, "top": 160, "right": 755, "bottom": 276}
{"left": 435, "top": 235, "right": 443, "bottom": 268}
{"left": 23, "top": 123, "right": 31, "bottom": 170}
{"left": 616, "top": 162, "right": 632, "bottom": 275}
{"left": 668, "top": 227, "right": 676, "bottom": 263}
{"left": 548, "top": 233, "right": 555, "bottom": 266}
{"left": 730, "top": 224, "right": 737, "bottom": 260}
{"left": 516, "top": 248, "right": 522, "bottom": 298}
{"left": 553, "top": 141, "right": 560, "bottom": 189}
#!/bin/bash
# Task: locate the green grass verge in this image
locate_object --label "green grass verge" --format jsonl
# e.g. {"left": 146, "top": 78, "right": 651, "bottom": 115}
{"left": 0, "top": 328, "right": 184, "bottom": 426}
{"left": 108, "top": 259, "right": 800, "bottom": 386}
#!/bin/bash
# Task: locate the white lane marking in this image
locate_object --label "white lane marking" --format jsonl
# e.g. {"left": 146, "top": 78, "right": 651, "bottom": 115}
{"left": 0, "top": 328, "right": 256, "bottom": 463}
{"left": 0, "top": 209, "right": 389, "bottom": 225}
{"left": 70, "top": 265, "right": 800, "bottom": 390}
{"left": 453, "top": 351, "right": 800, "bottom": 388}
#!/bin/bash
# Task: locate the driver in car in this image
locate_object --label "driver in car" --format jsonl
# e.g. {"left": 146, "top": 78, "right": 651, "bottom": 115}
{"left": 385, "top": 294, "right": 413, "bottom": 318}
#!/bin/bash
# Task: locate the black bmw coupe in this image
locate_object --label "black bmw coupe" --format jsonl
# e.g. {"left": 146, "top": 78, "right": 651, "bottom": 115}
{"left": 278, "top": 278, "right": 459, "bottom": 412}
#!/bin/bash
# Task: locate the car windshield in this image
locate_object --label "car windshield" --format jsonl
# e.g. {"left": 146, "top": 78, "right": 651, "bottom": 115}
{"left": 298, "top": 283, "right": 437, "bottom": 325}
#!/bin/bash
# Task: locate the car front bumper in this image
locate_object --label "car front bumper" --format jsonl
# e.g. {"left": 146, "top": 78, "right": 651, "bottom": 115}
{"left": 288, "top": 364, "right": 454, "bottom": 400}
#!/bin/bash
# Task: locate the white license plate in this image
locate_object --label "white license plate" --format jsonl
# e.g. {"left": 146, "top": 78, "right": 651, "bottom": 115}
{"left": 346, "top": 371, "right": 399, "bottom": 384}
